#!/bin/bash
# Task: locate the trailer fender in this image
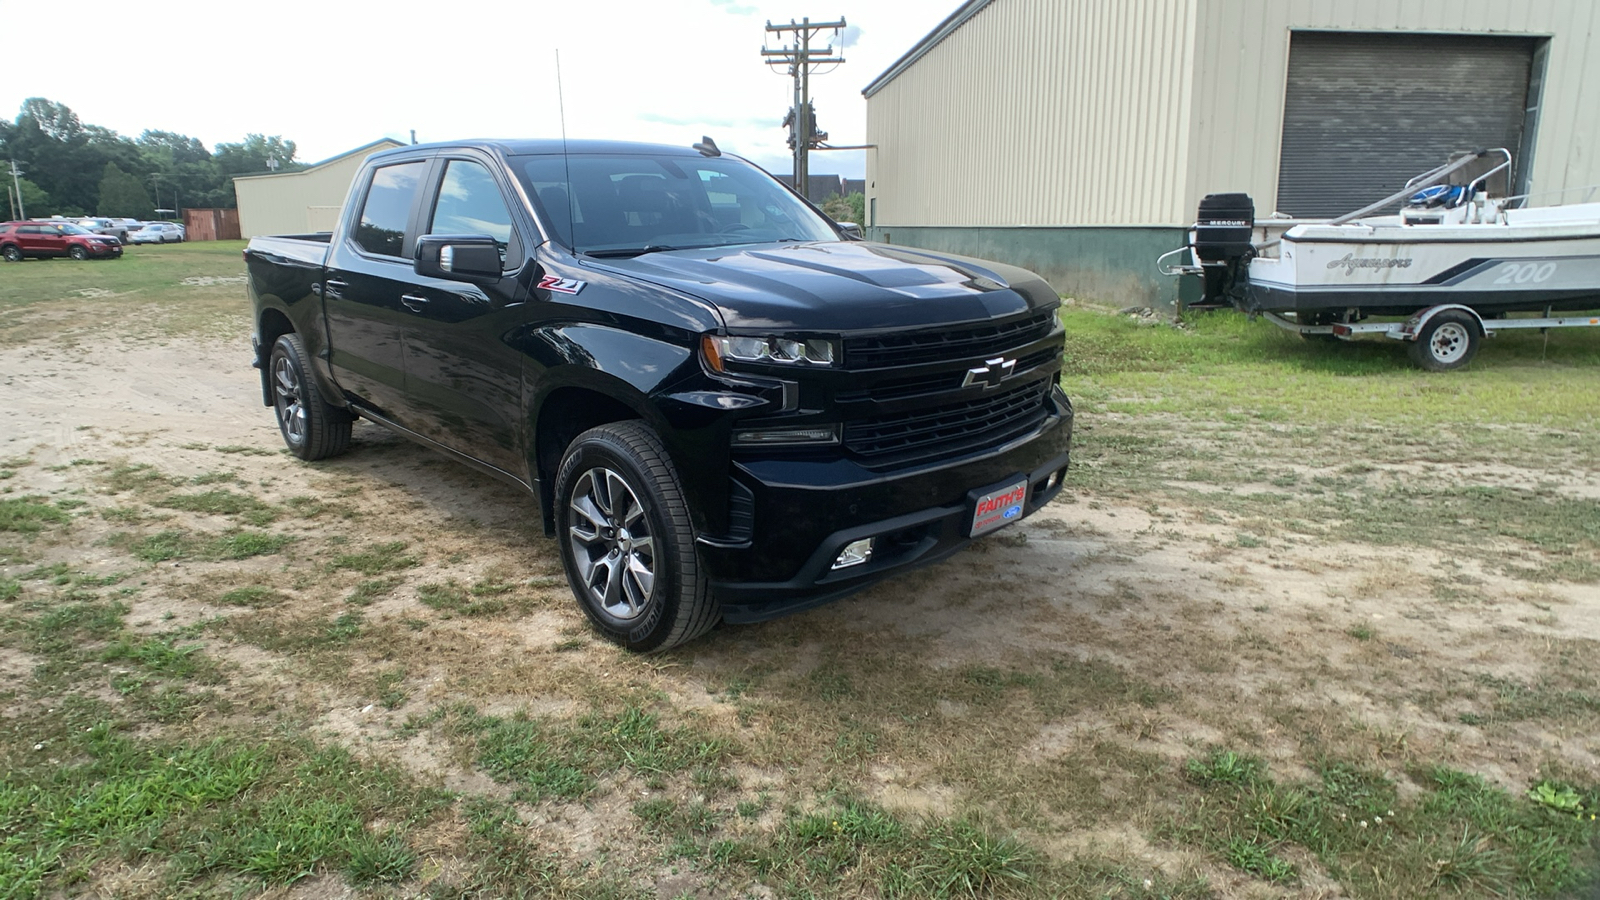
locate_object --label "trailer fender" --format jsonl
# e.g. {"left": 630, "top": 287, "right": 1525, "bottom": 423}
{"left": 1400, "top": 304, "right": 1485, "bottom": 342}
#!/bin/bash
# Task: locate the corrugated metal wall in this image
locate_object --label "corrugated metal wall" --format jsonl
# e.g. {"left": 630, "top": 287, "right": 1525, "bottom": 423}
{"left": 864, "top": 0, "right": 1199, "bottom": 227}
{"left": 866, "top": 0, "right": 1600, "bottom": 229}
{"left": 1188, "top": 0, "right": 1600, "bottom": 218}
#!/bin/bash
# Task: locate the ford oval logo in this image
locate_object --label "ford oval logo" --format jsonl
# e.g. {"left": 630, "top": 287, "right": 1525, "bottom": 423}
{"left": 1003, "top": 505, "right": 1021, "bottom": 519}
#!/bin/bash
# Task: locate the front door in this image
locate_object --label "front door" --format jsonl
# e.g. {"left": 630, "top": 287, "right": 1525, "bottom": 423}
{"left": 399, "top": 156, "right": 528, "bottom": 475}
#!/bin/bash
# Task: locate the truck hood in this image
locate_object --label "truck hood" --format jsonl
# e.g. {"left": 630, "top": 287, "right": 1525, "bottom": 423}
{"left": 582, "top": 240, "right": 1057, "bottom": 333}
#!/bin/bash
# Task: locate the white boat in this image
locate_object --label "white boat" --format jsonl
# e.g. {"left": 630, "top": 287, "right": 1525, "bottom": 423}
{"left": 1160, "top": 150, "right": 1600, "bottom": 369}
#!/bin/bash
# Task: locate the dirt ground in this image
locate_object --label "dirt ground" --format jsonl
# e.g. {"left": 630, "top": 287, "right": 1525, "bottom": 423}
{"left": 3, "top": 318, "right": 1598, "bottom": 897}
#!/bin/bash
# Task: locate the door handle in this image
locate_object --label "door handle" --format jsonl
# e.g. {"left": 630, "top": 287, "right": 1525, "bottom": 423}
{"left": 323, "top": 279, "right": 348, "bottom": 299}
{"left": 401, "top": 294, "right": 430, "bottom": 312}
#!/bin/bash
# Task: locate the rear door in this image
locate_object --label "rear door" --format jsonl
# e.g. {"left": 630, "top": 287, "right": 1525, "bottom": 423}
{"left": 399, "top": 154, "right": 530, "bottom": 474}
{"left": 36, "top": 225, "right": 71, "bottom": 257}
{"left": 323, "top": 158, "right": 431, "bottom": 420}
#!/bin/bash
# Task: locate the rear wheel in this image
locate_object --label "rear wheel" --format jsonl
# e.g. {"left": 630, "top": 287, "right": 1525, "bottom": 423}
{"left": 269, "top": 333, "right": 353, "bottom": 460}
{"left": 1409, "top": 311, "right": 1480, "bottom": 371}
{"left": 1, "top": 245, "right": 21, "bottom": 262}
{"left": 69, "top": 246, "right": 88, "bottom": 261}
{"left": 555, "top": 421, "right": 719, "bottom": 653}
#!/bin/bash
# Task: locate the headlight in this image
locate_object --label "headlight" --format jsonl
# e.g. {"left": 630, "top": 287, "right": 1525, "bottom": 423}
{"left": 702, "top": 334, "right": 837, "bottom": 371}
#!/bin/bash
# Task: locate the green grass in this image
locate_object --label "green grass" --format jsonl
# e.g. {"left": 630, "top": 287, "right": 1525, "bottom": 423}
{"left": 1170, "top": 748, "right": 1600, "bottom": 895}
{"left": 155, "top": 489, "right": 277, "bottom": 526}
{"left": 441, "top": 702, "right": 731, "bottom": 804}
{"left": 0, "top": 498, "right": 70, "bottom": 534}
{"left": 330, "top": 540, "right": 417, "bottom": 575}
{"left": 0, "top": 241, "right": 250, "bottom": 346}
{"left": 1059, "top": 307, "right": 1600, "bottom": 427}
{"left": 112, "top": 528, "right": 290, "bottom": 563}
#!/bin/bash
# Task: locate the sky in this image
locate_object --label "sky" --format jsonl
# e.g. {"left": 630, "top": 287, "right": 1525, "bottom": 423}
{"left": 0, "top": 0, "right": 957, "bottom": 181}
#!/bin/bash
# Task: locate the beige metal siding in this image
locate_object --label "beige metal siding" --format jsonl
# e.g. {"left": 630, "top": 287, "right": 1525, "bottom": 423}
{"left": 233, "top": 141, "right": 404, "bottom": 237}
{"left": 865, "top": 0, "right": 1199, "bottom": 227}
{"left": 1188, "top": 0, "right": 1600, "bottom": 217}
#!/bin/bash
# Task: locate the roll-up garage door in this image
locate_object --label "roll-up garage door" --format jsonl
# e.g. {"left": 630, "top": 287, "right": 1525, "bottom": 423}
{"left": 1275, "top": 32, "right": 1537, "bottom": 218}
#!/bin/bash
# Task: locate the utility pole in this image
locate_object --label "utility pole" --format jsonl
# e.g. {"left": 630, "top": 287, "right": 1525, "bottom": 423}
{"left": 762, "top": 16, "right": 845, "bottom": 200}
{"left": 9, "top": 160, "right": 25, "bottom": 220}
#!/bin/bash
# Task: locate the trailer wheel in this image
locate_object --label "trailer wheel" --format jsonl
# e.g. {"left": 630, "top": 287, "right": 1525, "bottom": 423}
{"left": 1409, "top": 311, "right": 1479, "bottom": 372}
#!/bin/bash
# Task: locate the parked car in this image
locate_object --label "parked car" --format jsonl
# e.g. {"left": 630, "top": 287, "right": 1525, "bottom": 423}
{"left": 0, "top": 220, "right": 124, "bottom": 260}
{"left": 129, "top": 222, "right": 185, "bottom": 244}
{"left": 244, "top": 138, "right": 1074, "bottom": 652}
{"left": 73, "top": 217, "right": 131, "bottom": 243}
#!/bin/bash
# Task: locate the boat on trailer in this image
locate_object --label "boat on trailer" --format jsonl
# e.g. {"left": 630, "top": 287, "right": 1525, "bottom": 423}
{"left": 1159, "top": 149, "right": 1600, "bottom": 370}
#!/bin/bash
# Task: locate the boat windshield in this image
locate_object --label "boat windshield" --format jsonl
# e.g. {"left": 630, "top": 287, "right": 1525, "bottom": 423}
{"left": 511, "top": 153, "right": 839, "bottom": 256}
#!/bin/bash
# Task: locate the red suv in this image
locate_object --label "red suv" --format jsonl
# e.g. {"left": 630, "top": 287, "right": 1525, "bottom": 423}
{"left": 0, "top": 220, "right": 124, "bottom": 261}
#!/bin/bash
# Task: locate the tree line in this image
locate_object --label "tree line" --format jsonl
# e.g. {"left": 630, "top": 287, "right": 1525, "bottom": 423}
{"left": 0, "top": 98, "right": 303, "bottom": 221}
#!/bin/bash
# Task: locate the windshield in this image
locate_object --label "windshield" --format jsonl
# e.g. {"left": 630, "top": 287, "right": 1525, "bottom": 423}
{"left": 511, "top": 153, "right": 839, "bottom": 255}
{"left": 53, "top": 223, "right": 91, "bottom": 235}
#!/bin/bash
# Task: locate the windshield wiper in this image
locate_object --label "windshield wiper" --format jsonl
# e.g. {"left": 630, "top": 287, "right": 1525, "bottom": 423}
{"left": 583, "top": 242, "right": 714, "bottom": 258}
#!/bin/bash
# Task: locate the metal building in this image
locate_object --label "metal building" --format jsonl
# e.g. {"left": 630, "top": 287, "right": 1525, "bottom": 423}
{"left": 862, "top": 0, "right": 1600, "bottom": 308}
{"left": 232, "top": 139, "right": 405, "bottom": 238}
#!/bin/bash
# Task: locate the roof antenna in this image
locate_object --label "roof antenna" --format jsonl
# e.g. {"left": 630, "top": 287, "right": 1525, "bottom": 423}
{"left": 556, "top": 49, "right": 577, "bottom": 252}
{"left": 693, "top": 136, "right": 721, "bottom": 158}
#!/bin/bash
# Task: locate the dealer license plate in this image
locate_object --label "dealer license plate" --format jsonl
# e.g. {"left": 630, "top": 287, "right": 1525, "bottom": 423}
{"left": 969, "top": 477, "right": 1028, "bottom": 538}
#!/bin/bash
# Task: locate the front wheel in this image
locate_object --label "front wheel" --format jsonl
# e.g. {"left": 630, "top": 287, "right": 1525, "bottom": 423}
{"left": 269, "top": 333, "right": 353, "bottom": 460}
{"left": 69, "top": 246, "right": 88, "bottom": 261}
{"left": 555, "top": 422, "right": 719, "bottom": 652}
{"left": 1409, "top": 311, "right": 1480, "bottom": 372}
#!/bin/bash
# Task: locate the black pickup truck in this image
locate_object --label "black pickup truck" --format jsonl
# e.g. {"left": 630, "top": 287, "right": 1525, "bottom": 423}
{"left": 246, "top": 138, "right": 1073, "bottom": 651}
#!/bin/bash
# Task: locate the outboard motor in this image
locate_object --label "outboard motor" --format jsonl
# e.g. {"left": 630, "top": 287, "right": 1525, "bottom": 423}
{"left": 1191, "top": 193, "right": 1254, "bottom": 308}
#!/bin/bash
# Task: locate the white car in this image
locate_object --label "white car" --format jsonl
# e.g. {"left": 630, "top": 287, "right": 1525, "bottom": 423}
{"left": 129, "top": 223, "right": 185, "bottom": 244}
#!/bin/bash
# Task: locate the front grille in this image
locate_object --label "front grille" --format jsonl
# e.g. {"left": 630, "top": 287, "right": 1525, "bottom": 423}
{"left": 843, "top": 311, "right": 1057, "bottom": 369}
{"left": 843, "top": 378, "right": 1051, "bottom": 464}
{"left": 836, "top": 346, "right": 1062, "bottom": 404}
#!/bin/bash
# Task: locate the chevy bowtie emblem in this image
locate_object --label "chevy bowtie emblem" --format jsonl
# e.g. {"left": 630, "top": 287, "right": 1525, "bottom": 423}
{"left": 962, "top": 356, "right": 1017, "bottom": 390}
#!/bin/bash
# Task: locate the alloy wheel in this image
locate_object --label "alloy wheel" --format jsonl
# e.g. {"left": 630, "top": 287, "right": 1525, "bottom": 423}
{"left": 272, "top": 354, "right": 306, "bottom": 446}
{"left": 567, "top": 467, "right": 656, "bottom": 620}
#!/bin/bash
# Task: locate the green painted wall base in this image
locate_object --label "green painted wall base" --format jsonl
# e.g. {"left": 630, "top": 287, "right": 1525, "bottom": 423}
{"left": 866, "top": 225, "right": 1197, "bottom": 312}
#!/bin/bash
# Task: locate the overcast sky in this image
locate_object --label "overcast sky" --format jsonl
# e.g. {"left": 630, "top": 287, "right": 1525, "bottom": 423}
{"left": 0, "top": 0, "right": 957, "bottom": 180}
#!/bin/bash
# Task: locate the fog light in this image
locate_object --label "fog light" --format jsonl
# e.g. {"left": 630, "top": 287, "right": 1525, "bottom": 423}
{"left": 731, "top": 425, "right": 840, "bottom": 446}
{"left": 831, "top": 538, "right": 873, "bottom": 570}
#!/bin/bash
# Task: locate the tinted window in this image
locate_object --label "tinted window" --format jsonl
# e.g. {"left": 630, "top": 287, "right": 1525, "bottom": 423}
{"left": 430, "top": 160, "right": 514, "bottom": 250}
{"left": 354, "top": 161, "right": 424, "bottom": 258}
{"left": 513, "top": 153, "right": 837, "bottom": 254}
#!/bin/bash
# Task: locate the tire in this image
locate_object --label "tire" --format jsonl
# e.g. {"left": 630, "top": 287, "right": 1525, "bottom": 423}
{"left": 555, "top": 421, "right": 719, "bottom": 652}
{"left": 1, "top": 245, "right": 21, "bottom": 262}
{"left": 69, "top": 246, "right": 88, "bottom": 261}
{"left": 268, "top": 333, "right": 353, "bottom": 460}
{"left": 1409, "top": 311, "right": 1480, "bottom": 372}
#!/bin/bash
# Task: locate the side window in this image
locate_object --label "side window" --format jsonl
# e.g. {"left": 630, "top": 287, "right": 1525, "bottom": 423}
{"left": 354, "top": 161, "right": 424, "bottom": 258}
{"left": 430, "top": 160, "right": 515, "bottom": 258}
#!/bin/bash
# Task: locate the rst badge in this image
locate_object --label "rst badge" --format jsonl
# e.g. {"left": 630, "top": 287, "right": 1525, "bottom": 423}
{"left": 538, "top": 274, "right": 587, "bottom": 294}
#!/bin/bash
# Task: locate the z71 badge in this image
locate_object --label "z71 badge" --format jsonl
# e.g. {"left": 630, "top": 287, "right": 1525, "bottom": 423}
{"left": 538, "top": 274, "right": 587, "bottom": 294}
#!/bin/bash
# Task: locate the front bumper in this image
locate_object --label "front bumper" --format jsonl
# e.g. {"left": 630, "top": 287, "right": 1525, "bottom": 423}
{"left": 704, "top": 386, "right": 1073, "bottom": 623}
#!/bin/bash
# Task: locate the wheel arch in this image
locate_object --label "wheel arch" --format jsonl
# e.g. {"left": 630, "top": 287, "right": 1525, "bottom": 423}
{"left": 533, "top": 383, "right": 656, "bottom": 535}
{"left": 256, "top": 307, "right": 297, "bottom": 406}
{"left": 1405, "top": 303, "right": 1485, "bottom": 341}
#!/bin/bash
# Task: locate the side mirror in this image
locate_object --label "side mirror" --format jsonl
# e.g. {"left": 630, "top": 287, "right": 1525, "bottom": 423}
{"left": 414, "top": 234, "right": 503, "bottom": 285}
{"left": 837, "top": 222, "right": 864, "bottom": 240}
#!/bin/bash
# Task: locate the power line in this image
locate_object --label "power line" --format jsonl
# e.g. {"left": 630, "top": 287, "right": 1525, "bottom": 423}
{"left": 762, "top": 17, "right": 846, "bottom": 200}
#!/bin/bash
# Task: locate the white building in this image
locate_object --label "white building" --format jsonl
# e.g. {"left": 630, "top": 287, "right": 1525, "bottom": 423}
{"left": 863, "top": 0, "right": 1600, "bottom": 307}
{"left": 233, "top": 139, "right": 405, "bottom": 238}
